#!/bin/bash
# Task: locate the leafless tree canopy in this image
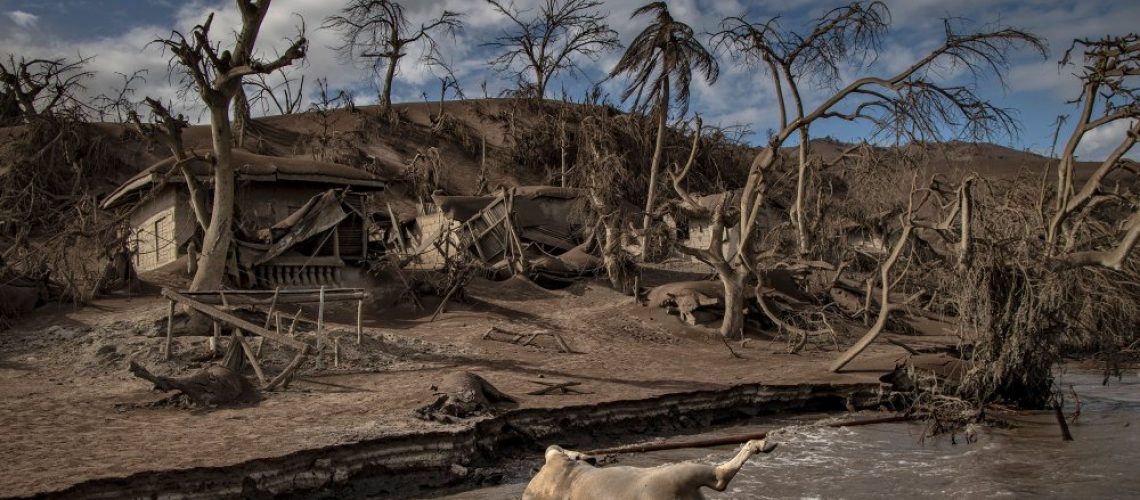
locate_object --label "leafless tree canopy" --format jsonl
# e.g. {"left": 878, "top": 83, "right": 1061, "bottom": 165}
{"left": 247, "top": 66, "right": 305, "bottom": 115}
{"left": 0, "top": 55, "right": 94, "bottom": 124}
{"left": 484, "top": 0, "right": 620, "bottom": 99}
{"left": 92, "top": 70, "right": 148, "bottom": 123}
{"left": 1047, "top": 34, "right": 1140, "bottom": 270}
{"left": 323, "top": 0, "right": 462, "bottom": 108}
{"left": 712, "top": 1, "right": 891, "bottom": 255}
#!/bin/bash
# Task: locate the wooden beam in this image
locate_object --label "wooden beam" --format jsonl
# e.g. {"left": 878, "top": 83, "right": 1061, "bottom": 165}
{"left": 181, "top": 288, "right": 364, "bottom": 295}
{"left": 178, "top": 291, "right": 365, "bottom": 306}
{"left": 161, "top": 288, "right": 307, "bottom": 351}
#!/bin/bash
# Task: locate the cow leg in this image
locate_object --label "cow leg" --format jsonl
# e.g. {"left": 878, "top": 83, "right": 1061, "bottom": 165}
{"left": 711, "top": 439, "right": 777, "bottom": 491}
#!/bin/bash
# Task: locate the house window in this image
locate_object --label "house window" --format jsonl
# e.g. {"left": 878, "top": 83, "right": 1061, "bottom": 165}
{"left": 134, "top": 208, "right": 177, "bottom": 271}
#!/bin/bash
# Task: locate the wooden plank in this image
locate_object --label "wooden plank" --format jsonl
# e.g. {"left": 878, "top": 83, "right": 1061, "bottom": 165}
{"left": 161, "top": 288, "right": 307, "bottom": 351}
{"left": 387, "top": 202, "right": 406, "bottom": 253}
{"left": 181, "top": 292, "right": 365, "bottom": 306}
{"left": 181, "top": 288, "right": 364, "bottom": 296}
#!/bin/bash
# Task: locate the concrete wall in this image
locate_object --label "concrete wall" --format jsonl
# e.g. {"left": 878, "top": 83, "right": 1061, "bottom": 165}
{"left": 128, "top": 187, "right": 193, "bottom": 271}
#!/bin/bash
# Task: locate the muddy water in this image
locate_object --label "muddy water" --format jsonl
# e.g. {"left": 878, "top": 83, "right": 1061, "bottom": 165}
{"left": 435, "top": 370, "right": 1140, "bottom": 499}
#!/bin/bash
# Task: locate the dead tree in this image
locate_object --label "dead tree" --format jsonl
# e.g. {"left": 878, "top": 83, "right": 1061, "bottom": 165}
{"left": 484, "top": 0, "right": 620, "bottom": 99}
{"left": 576, "top": 114, "right": 639, "bottom": 293}
{"left": 323, "top": 0, "right": 462, "bottom": 110}
{"left": 679, "top": 10, "right": 1043, "bottom": 338}
{"left": 0, "top": 55, "right": 93, "bottom": 124}
{"left": 128, "top": 98, "right": 210, "bottom": 231}
{"left": 248, "top": 66, "right": 305, "bottom": 115}
{"left": 1046, "top": 35, "right": 1140, "bottom": 268}
{"left": 93, "top": 70, "right": 147, "bottom": 123}
{"left": 831, "top": 175, "right": 921, "bottom": 372}
{"left": 610, "top": 2, "right": 719, "bottom": 237}
{"left": 154, "top": 0, "right": 307, "bottom": 291}
{"left": 713, "top": 2, "right": 889, "bottom": 257}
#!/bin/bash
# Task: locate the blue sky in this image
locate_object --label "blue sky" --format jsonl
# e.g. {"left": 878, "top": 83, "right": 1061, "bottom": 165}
{"left": 2, "top": 0, "right": 1137, "bottom": 160}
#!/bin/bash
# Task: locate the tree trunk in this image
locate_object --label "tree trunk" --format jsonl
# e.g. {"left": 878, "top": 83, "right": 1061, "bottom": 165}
{"left": 602, "top": 217, "right": 632, "bottom": 293}
{"left": 719, "top": 270, "right": 746, "bottom": 339}
{"left": 381, "top": 54, "right": 398, "bottom": 110}
{"left": 641, "top": 84, "right": 670, "bottom": 240}
{"left": 792, "top": 125, "right": 810, "bottom": 256}
{"left": 233, "top": 84, "right": 251, "bottom": 149}
{"left": 535, "top": 68, "right": 546, "bottom": 99}
{"left": 190, "top": 104, "right": 236, "bottom": 291}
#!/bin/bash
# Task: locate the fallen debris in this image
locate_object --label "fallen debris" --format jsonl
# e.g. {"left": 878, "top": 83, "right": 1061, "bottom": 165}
{"left": 526, "top": 379, "right": 590, "bottom": 395}
{"left": 128, "top": 359, "right": 258, "bottom": 407}
{"left": 481, "top": 326, "right": 572, "bottom": 353}
{"left": 415, "top": 371, "right": 517, "bottom": 423}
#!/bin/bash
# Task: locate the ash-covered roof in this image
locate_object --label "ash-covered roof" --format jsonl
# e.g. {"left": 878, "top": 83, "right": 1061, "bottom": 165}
{"left": 101, "top": 149, "right": 386, "bottom": 209}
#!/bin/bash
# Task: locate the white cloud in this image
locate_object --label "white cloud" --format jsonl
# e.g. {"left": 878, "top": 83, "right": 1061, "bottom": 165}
{"left": 1075, "top": 119, "right": 1139, "bottom": 161}
{"left": 6, "top": 10, "right": 38, "bottom": 28}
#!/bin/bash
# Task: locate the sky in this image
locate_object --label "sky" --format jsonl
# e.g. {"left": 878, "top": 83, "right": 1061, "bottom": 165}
{"left": 1, "top": 0, "right": 1137, "bottom": 160}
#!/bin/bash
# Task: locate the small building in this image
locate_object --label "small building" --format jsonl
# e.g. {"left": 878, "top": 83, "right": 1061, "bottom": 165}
{"left": 101, "top": 150, "right": 385, "bottom": 287}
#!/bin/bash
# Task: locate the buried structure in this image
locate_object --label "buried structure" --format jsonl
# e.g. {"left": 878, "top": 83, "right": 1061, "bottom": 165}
{"left": 101, "top": 149, "right": 386, "bottom": 288}
{"left": 395, "top": 186, "right": 605, "bottom": 286}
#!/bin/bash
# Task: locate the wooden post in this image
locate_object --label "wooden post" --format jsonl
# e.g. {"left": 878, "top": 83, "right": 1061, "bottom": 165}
{"left": 234, "top": 330, "right": 267, "bottom": 385}
{"left": 275, "top": 311, "right": 282, "bottom": 337}
{"left": 211, "top": 320, "right": 221, "bottom": 355}
{"left": 334, "top": 338, "right": 340, "bottom": 368}
{"left": 356, "top": 299, "right": 363, "bottom": 345}
{"left": 164, "top": 299, "right": 175, "bottom": 361}
{"left": 288, "top": 307, "right": 302, "bottom": 336}
{"left": 255, "top": 336, "right": 265, "bottom": 357}
{"left": 263, "top": 286, "right": 280, "bottom": 330}
{"left": 317, "top": 285, "right": 326, "bottom": 337}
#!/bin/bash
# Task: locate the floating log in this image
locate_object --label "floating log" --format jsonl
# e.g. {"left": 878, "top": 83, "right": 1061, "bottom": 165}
{"left": 586, "top": 414, "right": 915, "bottom": 455}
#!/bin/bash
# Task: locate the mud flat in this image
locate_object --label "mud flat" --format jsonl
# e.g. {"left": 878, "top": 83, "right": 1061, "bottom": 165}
{"left": 0, "top": 276, "right": 930, "bottom": 499}
{"left": 17, "top": 381, "right": 881, "bottom": 499}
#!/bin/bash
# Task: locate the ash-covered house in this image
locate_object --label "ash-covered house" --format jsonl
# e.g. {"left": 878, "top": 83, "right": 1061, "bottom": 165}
{"left": 101, "top": 150, "right": 386, "bottom": 288}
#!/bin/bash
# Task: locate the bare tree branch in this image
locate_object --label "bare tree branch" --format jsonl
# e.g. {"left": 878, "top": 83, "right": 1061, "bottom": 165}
{"left": 484, "top": 0, "right": 620, "bottom": 98}
{"left": 324, "top": 0, "right": 462, "bottom": 108}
